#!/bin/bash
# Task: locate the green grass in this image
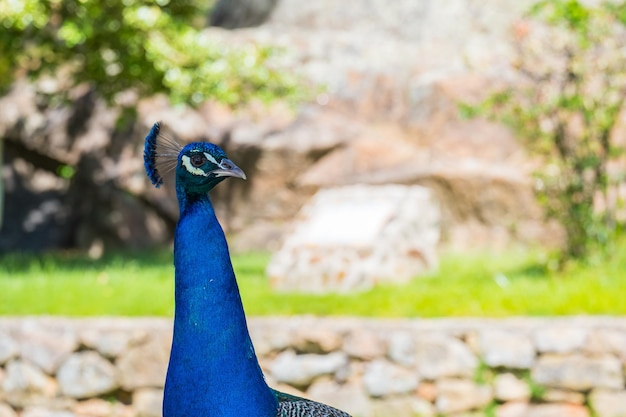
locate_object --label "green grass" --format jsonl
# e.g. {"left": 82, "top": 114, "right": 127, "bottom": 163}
{"left": 1, "top": 242, "right": 625, "bottom": 317}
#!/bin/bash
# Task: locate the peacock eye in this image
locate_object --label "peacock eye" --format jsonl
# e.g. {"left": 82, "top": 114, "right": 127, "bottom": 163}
{"left": 190, "top": 154, "right": 206, "bottom": 167}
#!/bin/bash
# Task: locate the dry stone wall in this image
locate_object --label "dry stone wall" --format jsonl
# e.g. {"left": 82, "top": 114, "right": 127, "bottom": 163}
{"left": 1, "top": 317, "right": 626, "bottom": 417}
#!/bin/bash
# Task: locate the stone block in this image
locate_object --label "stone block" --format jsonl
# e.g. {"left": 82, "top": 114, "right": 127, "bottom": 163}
{"left": 1, "top": 360, "right": 57, "bottom": 407}
{"left": 17, "top": 321, "right": 78, "bottom": 374}
{"left": 589, "top": 389, "right": 626, "bottom": 417}
{"left": 527, "top": 404, "right": 589, "bottom": 417}
{"left": 343, "top": 329, "right": 385, "bottom": 361}
{"left": 73, "top": 399, "right": 136, "bottom": 417}
{"left": 371, "top": 397, "right": 435, "bottom": 417}
{"left": 496, "top": 402, "right": 529, "bottom": 417}
{"left": 21, "top": 409, "right": 76, "bottom": 417}
{"left": 493, "top": 373, "right": 530, "bottom": 402}
{"left": 80, "top": 328, "right": 146, "bottom": 359}
{"left": 497, "top": 403, "right": 588, "bottom": 417}
{"left": 534, "top": 327, "right": 587, "bottom": 354}
{"left": 362, "top": 359, "right": 419, "bottom": 397}
{"left": 0, "top": 404, "right": 17, "bottom": 417}
{"left": 587, "top": 329, "right": 626, "bottom": 360}
{"left": 435, "top": 379, "right": 492, "bottom": 414}
{"left": 531, "top": 354, "right": 623, "bottom": 391}
{"left": 267, "top": 185, "right": 440, "bottom": 292}
{"left": 248, "top": 321, "right": 293, "bottom": 357}
{"left": 270, "top": 350, "right": 348, "bottom": 389}
{"left": 0, "top": 332, "right": 18, "bottom": 365}
{"left": 57, "top": 352, "right": 118, "bottom": 399}
{"left": 387, "top": 331, "right": 416, "bottom": 366}
{"left": 414, "top": 335, "right": 478, "bottom": 380}
{"left": 116, "top": 335, "right": 170, "bottom": 390}
{"left": 543, "top": 389, "right": 585, "bottom": 405}
{"left": 307, "top": 380, "right": 371, "bottom": 417}
{"left": 416, "top": 382, "right": 437, "bottom": 402}
{"left": 480, "top": 331, "right": 535, "bottom": 369}
{"left": 133, "top": 389, "right": 163, "bottom": 417}
{"left": 292, "top": 327, "right": 343, "bottom": 354}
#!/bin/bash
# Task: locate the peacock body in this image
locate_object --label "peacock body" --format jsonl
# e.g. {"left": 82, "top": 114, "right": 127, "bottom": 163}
{"left": 144, "top": 122, "right": 351, "bottom": 417}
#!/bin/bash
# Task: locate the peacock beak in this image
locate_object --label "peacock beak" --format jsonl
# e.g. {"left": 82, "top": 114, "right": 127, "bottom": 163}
{"left": 211, "top": 158, "right": 247, "bottom": 180}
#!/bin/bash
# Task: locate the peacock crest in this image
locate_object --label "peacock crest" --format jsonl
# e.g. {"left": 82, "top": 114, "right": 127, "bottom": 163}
{"left": 143, "top": 122, "right": 183, "bottom": 188}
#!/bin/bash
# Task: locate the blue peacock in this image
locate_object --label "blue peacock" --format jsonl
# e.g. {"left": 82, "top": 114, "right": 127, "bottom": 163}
{"left": 144, "top": 122, "right": 351, "bottom": 417}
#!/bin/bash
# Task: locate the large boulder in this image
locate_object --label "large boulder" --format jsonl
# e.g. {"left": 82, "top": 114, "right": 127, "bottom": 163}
{"left": 267, "top": 184, "right": 439, "bottom": 292}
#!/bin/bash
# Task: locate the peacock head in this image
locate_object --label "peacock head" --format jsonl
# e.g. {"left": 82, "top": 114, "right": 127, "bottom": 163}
{"left": 144, "top": 122, "right": 246, "bottom": 194}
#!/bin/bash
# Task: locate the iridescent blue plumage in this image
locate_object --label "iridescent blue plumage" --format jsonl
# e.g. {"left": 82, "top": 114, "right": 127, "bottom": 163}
{"left": 143, "top": 123, "right": 351, "bottom": 417}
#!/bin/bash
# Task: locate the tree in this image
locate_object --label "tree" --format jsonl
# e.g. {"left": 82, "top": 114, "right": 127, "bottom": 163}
{"left": 0, "top": 0, "right": 303, "bottom": 236}
{"left": 0, "top": 0, "right": 301, "bottom": 106}
{"left": 464, "top": 0, "right": 626, "bottom": 262}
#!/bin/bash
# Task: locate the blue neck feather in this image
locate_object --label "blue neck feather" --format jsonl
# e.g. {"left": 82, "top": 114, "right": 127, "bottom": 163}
{"left": 164, "top": 190, "right": 278, "bottom": 417}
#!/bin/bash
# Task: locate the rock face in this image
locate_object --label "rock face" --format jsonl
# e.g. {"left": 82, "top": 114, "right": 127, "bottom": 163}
{"left": 267, "top": 184, "right": 440, "bottom": 292}
{"left": 2, "top": 0, "right": 559, "bottom": 255}
{"left": 0, "top": 317, "right": 625, "bottom": 417}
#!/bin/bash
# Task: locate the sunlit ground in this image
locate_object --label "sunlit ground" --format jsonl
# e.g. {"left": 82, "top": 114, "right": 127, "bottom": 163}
{"left": 1, "top": 240, "right": 625, "bottom": 317}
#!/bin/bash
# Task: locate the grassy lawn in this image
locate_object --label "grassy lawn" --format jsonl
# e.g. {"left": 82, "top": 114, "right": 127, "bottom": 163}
{"left": 1, "top": 242, "right": 625, "bottom": 317}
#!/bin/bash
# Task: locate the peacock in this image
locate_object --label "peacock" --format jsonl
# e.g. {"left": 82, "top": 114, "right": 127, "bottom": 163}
{"left": 144, "top": 122, "right": 351, "bottom": 417}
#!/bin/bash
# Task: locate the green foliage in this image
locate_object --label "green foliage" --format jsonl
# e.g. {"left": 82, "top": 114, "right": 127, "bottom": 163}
{"left": 2, "top": 241, "right": 626, "bottom": 316}
{"left": 0, "top": 0, "right": 303, "bottom": 106}
{"left": 465, "top": 0, "right": 626, "bottom": 263}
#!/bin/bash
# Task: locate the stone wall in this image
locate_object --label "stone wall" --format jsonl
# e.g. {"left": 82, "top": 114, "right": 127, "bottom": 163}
{"left": 1, "top": 317, "right": 625, "bottom": 417}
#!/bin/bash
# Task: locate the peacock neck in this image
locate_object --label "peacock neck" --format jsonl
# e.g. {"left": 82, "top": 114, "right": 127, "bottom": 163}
{"left": 164, "top": 192, "right": 277, "bottom": 417}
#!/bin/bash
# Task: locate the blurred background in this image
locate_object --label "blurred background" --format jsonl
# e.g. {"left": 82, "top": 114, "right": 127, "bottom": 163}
{"left": 1, "top": 0, "right": 625, "bottom": 311}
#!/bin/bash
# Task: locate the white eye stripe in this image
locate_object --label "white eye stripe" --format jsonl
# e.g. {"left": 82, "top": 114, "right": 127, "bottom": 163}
{"left": 204, "top": 152, "right": 218, "bottom": 165}
{"left": 181, "top": 155, "right": 208, "bottom": 176}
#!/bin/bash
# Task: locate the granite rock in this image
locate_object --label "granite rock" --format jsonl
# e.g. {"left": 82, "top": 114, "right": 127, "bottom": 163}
{"left": 307, "top": 380, "right": 370, "bottom": 417}
{"left": 73, "top": 399, "right": 136, "bottom": 417}
{"left": 292, "top": 327, "right": 343, "bottom": 354}
{"left": 480, "top": 331, "right": 535, "bottom": 369}
{"left": 587, "top": 329, "right": 626, "bottom": 360}
{"left": 20, "top": 408, "right": 75, "bottom": 417}
{"left": 435, "top": 379, "right": 492, "bottom": 414}
{"left": 57, "top": 352, "right": 118, "bottom": 399}
{"left": 533, "top": 327, "right": 587, "bottom": 354}
{"left": 588, "top": 389, "right": 626, "bottom": 417}
{"left": 343, "top": 329, "right": 385, "bottom": 361}
{"left": 1, "top": 360, "right": 57, "bottom": 407}
{"left": 0, "top": 333, "right": 18, "bottom": 365}
{"left": 493, "top": 373, "right": 530, "bottom": 402}
{"left": 270, "top": 351, "right": 348, "bottom": 389}
{"left": 414, "top": 335, "right": 478, "bottom": 380}
{"left": 526, "top": 404, "right": 589, "bottom": 417}
{"left": 116, "top": 335, "right": 170, "bottom": 390}
{"left": 542, "top": 389, "right": 585, "bottom": 405}
{"left": 132, "top": 388, "right": 163, "bottom": 417}
{"left": 267, "top": 185, "right": 440, "bottom": 292}
{"left": 371, "top": 397, "right": 435, "bottom": 417}
{"left": 531, "top": 354, "right": 623, "bottom": 391}
{"left": 363, "top": 359, "right": 419, "bottom": 397}
{"left": 80, "top": 328, "right": 146, "bottom": 359}
{"left": 0, "top": 404, "right": 17, "bottom": 417}
{"left": 17, "top": 321, "right": 78, "bottom": 374}
{"left": 496, "top": 402, "right": 529, "bottom": 417}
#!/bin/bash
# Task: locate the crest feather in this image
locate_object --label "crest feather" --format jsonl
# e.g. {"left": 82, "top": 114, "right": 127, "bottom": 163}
{"left": 144, "top": 122, "right": 182, "bottom": 188}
